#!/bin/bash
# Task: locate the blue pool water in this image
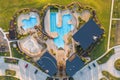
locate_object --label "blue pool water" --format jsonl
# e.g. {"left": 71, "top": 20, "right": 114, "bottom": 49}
{"left": 50, "top": 12, "right": 74, "bottom": 48}
{"left": 22, "top": 15, "right": 37, "bottom": 30}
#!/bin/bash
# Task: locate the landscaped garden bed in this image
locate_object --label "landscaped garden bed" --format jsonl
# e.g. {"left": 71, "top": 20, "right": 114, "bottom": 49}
{"left": 0, "top": 76, "right": 20, "bottom": 80}
{"left": 5, "top": 69, "right": 16, "bottom": 76}
{"left": 4, "top": 58, "right": 19, "bottom": 65}
{"left": 102, "top": 71, "right": 120, "bottom": 80}
{"left": 114, "top": 59, "right": 120, "bottom": 71}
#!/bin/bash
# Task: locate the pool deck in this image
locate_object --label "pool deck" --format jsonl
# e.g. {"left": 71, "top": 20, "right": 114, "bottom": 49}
{"left": 44, "top": 9, "right": 76, "bottom": 54}
{"left": 57, "top": 10, "right": 62, "bottom": 27}
{"left": 80, "top": 10, "right": 90, "bottom": 22}
{"left": 17, "top": 12, "right": 40, "bottom": 34}
{"left": 44, "top": 9, "right": 58, "bottom": 38}
{"left": 18, "top": 36, "right": 45, "bottom": 57}
{"left": 43, "top": 9, "right": 78, "bottom": 75}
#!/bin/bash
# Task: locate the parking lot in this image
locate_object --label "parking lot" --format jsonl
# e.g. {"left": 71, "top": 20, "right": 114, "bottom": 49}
{"left": 73, "top": 61, "right": 100, "bottom": 80}
{"left": 0, "top": 30, "right": 9, "bottom": 52}
{"left": 73, "top": 45, "right": 120, "bottom": 80}
{"left": 0, "top": 57, "right": 49, "bottom": 80}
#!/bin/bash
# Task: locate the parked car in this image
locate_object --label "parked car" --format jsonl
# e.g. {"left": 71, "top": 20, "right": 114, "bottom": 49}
{"left": 63, "top": 78, "right": 67, "bottom": 80}
{"left": 93, "top": 63, "right": 96, "bottom": 67}
{"left": 34, "top": 69, "right": 38, "bottom": 74}
{"left": 88, "top": 66, "right": 91, "bottom": 70}
{"left": 55, "top": 78, "right": 59, "bottom": 80}
{"left": 25, "top": 64, "right": 28, "bottom": 68}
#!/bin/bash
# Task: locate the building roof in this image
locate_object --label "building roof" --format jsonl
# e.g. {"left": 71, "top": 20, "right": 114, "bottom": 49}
{"left": 37, "top": 52, "right": 57, "bottom": 76}
{"left": 66, "top": 54, "right": 85, "bottom": 77}
{"left": 9, "top": 29, "right": 16, "bottom": 40}
{"left": 73, "top": 19, "right": 104, "bottom": 50}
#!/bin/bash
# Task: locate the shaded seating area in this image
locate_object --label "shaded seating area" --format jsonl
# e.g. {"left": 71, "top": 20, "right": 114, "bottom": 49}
{"left": 37, "top": 52, "right": 58, "bottom": 76}
{"left": 66, "top": 54, "right": 85, "bottom": 77}
{"left": 73, "top": 19, "right": 104, "bottom": 50}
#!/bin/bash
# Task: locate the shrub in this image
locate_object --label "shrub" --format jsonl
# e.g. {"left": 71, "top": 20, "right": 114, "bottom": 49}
{"left": 114, "top": 59, "right": 120, "bottom": 71}
{"left": 5, "top": 69, "right": 16, "bottom": 76}
{"left": 4, "top": 58, "right": 19, "bottom": 64}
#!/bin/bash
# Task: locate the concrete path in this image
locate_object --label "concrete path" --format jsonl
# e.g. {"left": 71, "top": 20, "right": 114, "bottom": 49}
{"left": 0, "top": 28, "right": 12, "bottom": 57}
{"left": 107, "top": 0, "right": 114, "bottom": 50}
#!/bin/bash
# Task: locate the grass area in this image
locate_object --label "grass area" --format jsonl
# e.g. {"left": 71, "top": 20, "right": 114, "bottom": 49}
{"left": 90, "top": 38, "right": 106, "bottom": 60}
{"left": 110, "top": 20, "right": 116, "bottom": 48}
{"left": 0, "top": 52, "right": 10, "bottom": 56}
{"left": 10, "top": 42, "right": 31, "bottom": 60}
{"left": 113, "top": 0, "right": 120, "bottom": 18}
{"left": 5, "top": 69, "right": 16, "bottom": 76}
{"left": 97, "top": 49, "right": 114, "bottom": 64}
{"left": 102, "top": 71, "right": 120, "bottom": 80}
{"left": 11, "top": 47, "right": 24, "bottom": 59}
{"left": 0, "top": 0, "right": 111, "bottom": 60}
{"left": 0, "top": 76, "right": 20, "bottom": 80}
{"left": 11, "top": 44, "right": 32, "bottom": 63}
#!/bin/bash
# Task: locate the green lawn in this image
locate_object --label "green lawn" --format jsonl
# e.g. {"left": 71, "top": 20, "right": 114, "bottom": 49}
{"left": 11, "top": 45, "right": 32, "bottom": 62}
{"left": 113, "top": 0, "right": 120, "bottom": 18}
{"left": 10, "top": 42, "right": 32, "bottom": 61}
{"left": 110, "top": 20, "right": 116, "bottom": 48}
{"left": 0, "top": 0, "right": 112, "bottom": 60}
{"left": 0, "top": 52, "right": 10, "bottom": 56}
{"left": 11, "top": 47, "right": 24, "bottom": 59}
{"left": 97, "top": 49, "right": 114, "bottom": 64}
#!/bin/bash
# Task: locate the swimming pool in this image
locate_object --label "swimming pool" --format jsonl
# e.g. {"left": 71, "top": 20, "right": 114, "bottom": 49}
{"left": 22, "top": 15, "right": 37, "bottom": 30}
{"left": 50, "top": 12, "right": 74, "bottom": 48}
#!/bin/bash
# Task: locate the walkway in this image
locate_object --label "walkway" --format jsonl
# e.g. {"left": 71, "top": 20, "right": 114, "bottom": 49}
{"left": 0, "top": 28, "right": 12, "bottom": 57}
{"left": 107, "top": 0, "right": 114, "bottom": 50}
